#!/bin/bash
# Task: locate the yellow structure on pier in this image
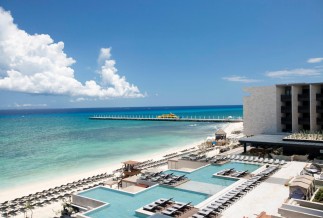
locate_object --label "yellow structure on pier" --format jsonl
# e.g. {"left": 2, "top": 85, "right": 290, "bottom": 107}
{"left": 157, "top": 113, "right": 179, "bottom": 119}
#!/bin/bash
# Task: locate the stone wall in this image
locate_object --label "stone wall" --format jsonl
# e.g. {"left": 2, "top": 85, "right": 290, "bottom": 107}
{"left": 243, "top": 86, "right": 277, "bottom": 136}
{"left": 71, "top": 194, "right": 106, "bottom": 210}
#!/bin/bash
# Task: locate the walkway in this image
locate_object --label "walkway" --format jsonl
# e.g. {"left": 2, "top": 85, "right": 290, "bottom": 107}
{"left": 89, "top": 115, "right": 243, "bottom": 123}
{"left": 220, "top": 161, "right": 307, "bottom": 217}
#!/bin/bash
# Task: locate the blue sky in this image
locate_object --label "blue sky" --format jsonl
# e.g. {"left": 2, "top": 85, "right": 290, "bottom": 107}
{"left": 0, "top": 0, "right": 323, "bottom": 108}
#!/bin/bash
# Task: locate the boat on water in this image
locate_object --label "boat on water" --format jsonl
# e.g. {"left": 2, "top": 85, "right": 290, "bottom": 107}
{"left": 157, "top": 113, "right": 179, "bottom": 119}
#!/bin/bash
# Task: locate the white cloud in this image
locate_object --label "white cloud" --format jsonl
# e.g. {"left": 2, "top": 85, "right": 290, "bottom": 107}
{"left": 14, "top": 103, "right": 47, "bottom": 108}
{"left": 307, "top": 57, "right": 323, "bottom": 64}
{"left": 222, "top": 76, "right": 261, "bottom": 83}
{"left": 0, "top": 7, "right": 144, "bottom": 99}
{"left": 265, "top": 68, "right": 321, "bottom": 78}
{"left": 98, "top": 48, "right": 111, "bottom": 64}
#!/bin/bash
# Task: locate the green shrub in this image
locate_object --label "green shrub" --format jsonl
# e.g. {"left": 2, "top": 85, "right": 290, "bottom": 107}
{"left": 314, "top": 188, "right": 323, "bottom": 202}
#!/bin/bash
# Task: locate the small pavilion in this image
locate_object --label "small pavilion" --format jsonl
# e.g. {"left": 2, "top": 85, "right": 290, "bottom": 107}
{"left": 215, "top": 129, "right": 227, "bottom": 140}
{"left": 289, "top": 175, "right": 315, "bottom": 200}
{"left": 122, "top": 160, "right": 141, "bottom": 178}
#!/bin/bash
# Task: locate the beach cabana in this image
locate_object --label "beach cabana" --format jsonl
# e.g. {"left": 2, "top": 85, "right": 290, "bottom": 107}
{"left": 289, "top": 175, "right": 315, "bottom": 200}
{"left": 122, "top": 160, "right": 141, "bottom": 177}
{"left": 215, "top": 129, "right": 226, "bottom": 140}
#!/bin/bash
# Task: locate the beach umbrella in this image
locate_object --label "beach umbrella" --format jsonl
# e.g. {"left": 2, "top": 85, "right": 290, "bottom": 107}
{"left": 0, "top": 206, "right": 7, "bottom": 211}
{"left": 114, "top": 172, "right": 122, "bottom": 178}
{"left": 17, "top": 201, "right": 25, "bottom": 206}
{"left": 38, "top": 195, "right": 47, "bottom": 200}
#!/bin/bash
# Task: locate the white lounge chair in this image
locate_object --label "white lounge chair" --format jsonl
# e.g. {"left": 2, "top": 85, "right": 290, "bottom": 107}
{"left": 230, "top": 155, "right": 236, "bottom": 160}
{"left": 240, "top": 156, "right": 245, "bottom": 161}
{"left": 263, "top": 158, "right": 269, "bottom": 163}
{"left": 235, "top": 155, "right": 240, "bottom": 160}
{"left": 258, "top": 158, "right": 264, "bottom": 163}
{"left": 253, "top": 157, "right": 259, "bottom": 162}
{"left": 249, "top": 157, "right": 254, "bottom": 162}
{"left": 280, "top": 160, "right": 285, "bottom": 165}
{"left": 227, "top": 155, "right": 231, "bottom": 159}
{"left": 269, "top": 159, "right": 274, "bottom": 164}
{"left": 274, "top": 159, "right": 280, "bottom": 164}
{"left": 244, "top": 156, "right": 249, "bottom": 161}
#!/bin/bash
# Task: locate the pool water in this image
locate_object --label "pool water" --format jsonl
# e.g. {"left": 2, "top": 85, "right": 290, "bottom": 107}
{"left": 82, "top": 186, "right": 208, "bottom": 218}
{"left": 166, "top": 162, "right": 260, "bottom": 186}
{"left": 80, "top": 162, "right": 260, "bottom": 218}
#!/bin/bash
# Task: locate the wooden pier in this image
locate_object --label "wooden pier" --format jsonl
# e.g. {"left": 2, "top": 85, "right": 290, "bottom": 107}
{"left": 89, "top": 115, "right": 243, "bottom": 122}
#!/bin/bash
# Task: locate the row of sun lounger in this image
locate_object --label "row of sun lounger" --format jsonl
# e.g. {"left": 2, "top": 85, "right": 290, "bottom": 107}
{"left": 231, "top": 170, "right": 248, "bottom": 178}
{"left": 194, "top": 166, "right": 279, "bottom": 217}
{"left": 228, "top": 155, "right": 286, "bottom": 165}
{"left": 210, "top": 156, "right": 229, "bottom": 164}
{"left": 143, "top": 198, "right": 193, "bottom": 217}
{"left": 140, "top": 149, "right": 202, "bottom": 169}
{"left": 182, "top": 155, "right": 230, "bottom": 163}
{"left": 143, "top": 198, "right": 174, "bottom": 212}
{"left": 216, "top": 168, "right": 248, "bottom": 178}
{"left": 257, "top": 166, "right": 279, "bottom": 177}
{"left": 182, "top": 154, "right": 208, "bottom": 161}
{"left": 161, "top": 201, "right": 192, "bottom": 216}
{"left": 216, "top": 168, "right": 234, "bottom": 176}
{"left": 139, "top": 172, "right": 187, "bottom": 185}
{"left": 191, "top": 166, "right": 279, "bottom": 218}
{"left": 0, "top": 174, "right": 109, "bottom": 217}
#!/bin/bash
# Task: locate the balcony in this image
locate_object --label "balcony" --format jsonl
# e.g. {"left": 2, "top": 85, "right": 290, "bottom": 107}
{"left": 282, "top": 128, "right": 292, "bottom": 133}
{"left": 298, "top": 94, "right": 309, "bottom": 101}
{"left": 317, "top": 105, "right": 323, "bottom": 113}
{"left": 298, "top": 117, "right": 310, "bottom": 124}
{"left": 298, "top": 106, "right": 310, "bottom": 113}
{"left": 317, "top": 117, "right": 323, "bottom": 125}
{"left": 317, "top": 93, "right": 323, "bottom": 101}
{"left": 281, "top": 117, "right": 292, "bottom": 124}
{"left": 281, "top": 94, "right": 291, "bottom": 102}
{"left": 281, "top": 106, "right": 291, "bottom": 113}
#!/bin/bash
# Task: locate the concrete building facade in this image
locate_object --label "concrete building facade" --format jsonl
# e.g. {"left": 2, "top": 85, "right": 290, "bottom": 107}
{"left": 244, "top": 83, "right": 323, "bottom": 136}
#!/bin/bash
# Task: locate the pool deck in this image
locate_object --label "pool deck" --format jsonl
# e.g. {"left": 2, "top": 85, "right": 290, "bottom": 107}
{"left": 220, "top": 161, "right": 307, "bottom": 217}
{"left": 177, "top": 181, "right": 226, "bottom": 195}
{"left": 71, "top": 159, "right": 308, "bottom": 218}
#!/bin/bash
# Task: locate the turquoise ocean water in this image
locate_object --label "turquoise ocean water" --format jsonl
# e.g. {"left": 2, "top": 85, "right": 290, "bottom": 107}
{"left": 0, "top": 105, "right": 242, "bottom": 191}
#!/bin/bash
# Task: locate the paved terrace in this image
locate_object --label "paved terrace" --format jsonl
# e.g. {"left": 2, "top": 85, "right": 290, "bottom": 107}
{"left": 220, "top": 161, "right": 307, "bottom": 218}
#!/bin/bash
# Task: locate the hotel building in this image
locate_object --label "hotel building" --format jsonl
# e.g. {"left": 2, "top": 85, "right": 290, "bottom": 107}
{"left": 244, "top": 83, "right": 323, "bottom": 136}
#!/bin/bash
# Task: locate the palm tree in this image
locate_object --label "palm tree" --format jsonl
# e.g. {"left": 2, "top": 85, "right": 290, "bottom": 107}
{"left": 24, "top": 201, "right": 33, "bottom": 218}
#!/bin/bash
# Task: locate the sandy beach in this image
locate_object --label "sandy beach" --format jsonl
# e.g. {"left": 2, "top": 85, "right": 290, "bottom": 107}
{"left": 0, "top": 122, "right": 243, "bottom": 217}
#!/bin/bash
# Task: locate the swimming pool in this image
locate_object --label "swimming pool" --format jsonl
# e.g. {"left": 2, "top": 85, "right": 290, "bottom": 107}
{"left": 166, "top": 162, "right": 260, "bottom": 186}
{"left": 81, "top": 186, "right": 208, "bottom": 218}
{"left": 79, "top": 162, "right": 261, "bottom": 218}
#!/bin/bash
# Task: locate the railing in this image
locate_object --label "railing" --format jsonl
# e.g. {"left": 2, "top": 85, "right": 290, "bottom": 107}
{"left": 298, "top": 94, "right": 309, "bottom": 101}
{"left": 281, "top": 95, "right": 291, "bottom": 101}
{"left": 316, "top": 93, "right": 323, "bottom": 101}
{"left": 281, "top": 117, "right": 292, "bottom": 124}
{"left": 298, "top": 117, "right": 310, "bottom": 124}
{"left": 281, "top": 106, "right": 291, "bottom": 113}
{"left": 89, "top": 115, "right": 243, "bottom": 122}
{"left": 317, "top": 105, "right": 323, "bottom": 113}
{"left": 282, "top": 128, "right": 292, "bottom": 133}
{"left": 298, "top": 106, "right": 309, "bottom": 113}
